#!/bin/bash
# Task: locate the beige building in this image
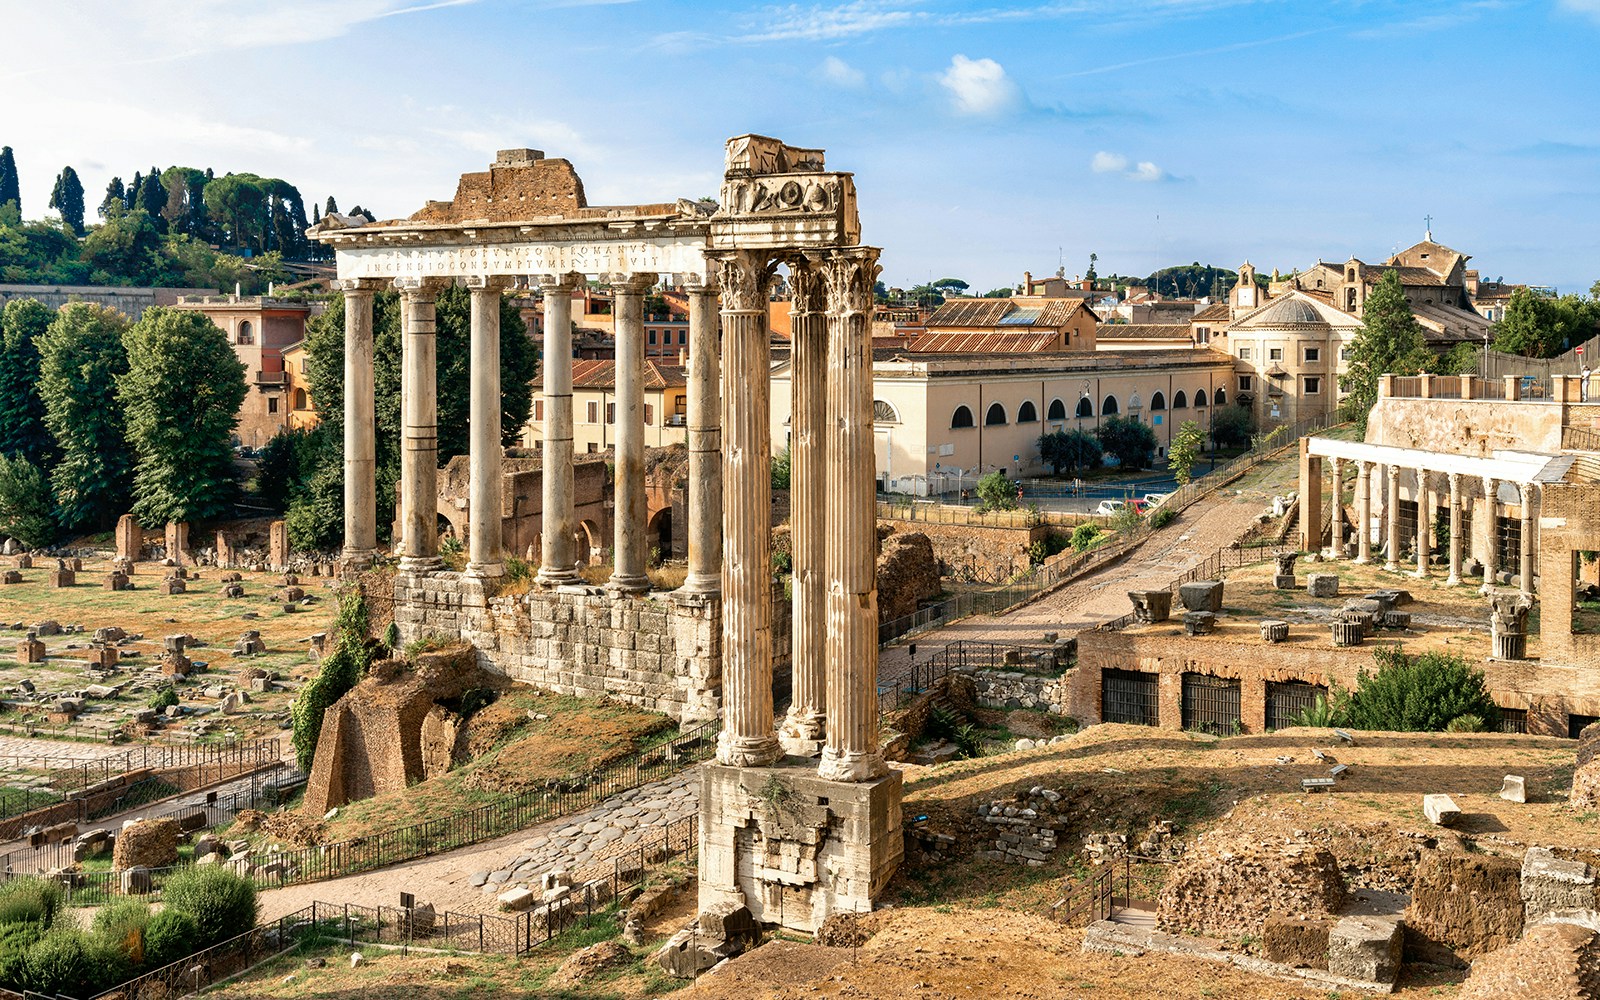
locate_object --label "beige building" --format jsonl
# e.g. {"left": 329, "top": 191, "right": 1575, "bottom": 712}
{"left": 770, "top": 349, "right": 1235, "bottom": 494}
{"left": 171, "top": 294, "right": 315, "bottom": 449}
{"left": 524, "top": 357, "right": 688, "bottom": 454}
{"left": 913, "top": 295, "right": 1099, "bottom": 352}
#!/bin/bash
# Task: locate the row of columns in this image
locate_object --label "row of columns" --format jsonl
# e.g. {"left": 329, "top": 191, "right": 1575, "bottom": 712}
{"left": 340, "top": 272, "right": 724, "bottom": 596}
{"left": 1316, "top": 457, "right": 1536, "bottom": 596}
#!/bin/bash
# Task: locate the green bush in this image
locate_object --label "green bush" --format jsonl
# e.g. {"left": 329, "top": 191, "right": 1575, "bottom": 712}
{"left": 975, "top": 471, "right": 1018, "bottom": 513}
{"left": 142, "top": 909, "right": 199, "bottom": 969}
{"left": 1149, "top": 507, "right": 1177, "bottom": 530}
{"left": 0, "top": 921, "right": 37, "bottom": 988}
{"left": 1287, "top": 691, "right": 1350, "bottom": 728}
{"left": 159, "top": 865, "right": 258, "bottom": 948}
{"left": 0, "top": 876, "right": 61, "bottom": 929}
{"left": 771, "top": 445, "right": 791, "bottom": 490}
{"left": 290, "top": 589, "right": 373, "bottom": 772}
{"left": 90, "top": 898, "right": 150, "bottom": 946}
{"left": 1446, "top": 714, "right": 1486, "bottom": 733}
{"left": 1026, "top": 531, "right": 1070, "bottom": 565}
{"left": 1345, "top": 648, "right": 1500, "bottom": 733}
{"left": 1069, "top": 523, "right": 1102, "bottom": 552}
{"left": 148, "top": 684, "right": 178, "bottom": 712}
{"left": 21, "top": 928, "right": 93, "bottom": 996}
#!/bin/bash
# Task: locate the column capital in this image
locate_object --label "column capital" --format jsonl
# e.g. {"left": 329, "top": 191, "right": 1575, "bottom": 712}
{"left": 393, "top": 275, "right": 453, "bottom": 297}
{"left": 1482, "top": 475, "right": 1499, "bottom": 498}
{"left": 334, "top": 277, "right": 388, "bottom": 295}
{"left": 463, "top": 274, "right": 516, "bottom": 292}
{"left": 706, "top": 249, "right": 774, "bottom": 312}
{"left": 788, "top": 259, "right": 825, "bottom": 315}
{"left": 818, "top": 247, "right": 881, "bottom": 318}
{"left": 534, "top": 271, "right": 585, "bottom": 294}
{"left": 682, "top": 271, "right": 718, "bottom": 295}
{"left": 602, "top": 272, "right": 658, "bottom": 294}
{"left": 1447, "top": 471, "right": 1462, "bottom": 491}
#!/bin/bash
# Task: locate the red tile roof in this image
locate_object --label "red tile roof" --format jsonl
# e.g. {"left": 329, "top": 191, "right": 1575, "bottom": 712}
{"left": 905, "top": 331, "right": 1064, "bottom": 353}
{"left": 569, "top": 359, "right": 686, "bottom": 389}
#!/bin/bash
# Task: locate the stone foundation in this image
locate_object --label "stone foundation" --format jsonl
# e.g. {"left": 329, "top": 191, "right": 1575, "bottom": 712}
{"left": 697, "top": 761, "right": 903, "bottom": 933}
{"left": 970, "top": 669, "right": 1064, "bottom": 713}
{"left": 392, "top": 572, "right": 789, "bottom": 724}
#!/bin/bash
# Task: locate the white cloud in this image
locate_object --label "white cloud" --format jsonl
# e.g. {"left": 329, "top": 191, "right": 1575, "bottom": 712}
{"left": 1559, "top": 0, "right": 1600, "bottom": 19}
{"left": 820, "top": 55, "right": 865, "bottom": 87}
{"left": 1091, "top": 151, "right": 1170, "bottom": 182}
{"left": 938, "top": 54, "right": 1020, "bottom": 116}
{"left": 1091, "top": 151, "right": 1129, "bottom": 173}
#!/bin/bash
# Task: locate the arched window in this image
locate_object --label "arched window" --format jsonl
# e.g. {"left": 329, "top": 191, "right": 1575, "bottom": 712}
{"left": 1150, "top": 391, "right": 1166, "bottom": 411}
{"left": 984, "top": 402, "right": 1007, "bottom": 426}
{"left": 1173, "top": 390, "right": 1188, "bottom": 409}
{"left": 872, "top": 399, "right": 900, "bottom": 423}
{"left": 1101, "top": 395, "right": 1120, "bottom": 416}
{"left": 1215, "top": 388, "right": 1228, "bottom": 406}
{"left": 237, "top": 320, "right": 253, "bottom": 345}
{"left": 1195, "top": 389, "right": 1208, "bottom": 407}
{"left": 1016, "top": 400, "right": 1038, "bottom": 423}
{"left": 951, "top": 405, "right": 975, "bottom": 429}
{"left": 293, "top": 387, "right": 308, "bottom": 410}
{"left": 1047, "top": 398, "right": 1067, "bottom": 421}
{"left": 1076, "top": 397, "right": 1094, "bottom": 418}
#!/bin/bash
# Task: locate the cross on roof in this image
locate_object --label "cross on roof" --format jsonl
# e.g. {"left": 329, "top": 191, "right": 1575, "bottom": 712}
{"left": 1424, "top": 214, "right": 1434, "bottom": 240}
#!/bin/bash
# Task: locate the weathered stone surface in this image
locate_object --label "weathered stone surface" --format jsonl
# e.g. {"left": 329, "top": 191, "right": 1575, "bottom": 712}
{"left": 1182, "top": 611, "right": 1216, "bottom": 636}
{"left": 1405, "top": 850, "right": 1524, "bottom": 966}
{"left": 1500, "top": 774, "right": 1527, "bottom": 803}
{"left": 1261, "top": 915, "right": 1331, "bottom": 969}
{"left": 120, "top": 866, "right": 153, "bottom": 894}
{"left": 1327, "top": 915, "right": 1403, "bottom": 984}
{"left": 112, "top": 819, "right": 181, "bottom": 870}
{"left": 1157, "top": 836, "right": 1347, "bottom": 941}
{"left": 1178, "top": 581, "right": 1223, "bottom": 613}
{"left": 875, "top": 531, "right": 940, "bottom": 624}
{"left": 1423, "top": 793, "right": 1461, "bottom": 826}
{"left": 1307, "top": 573, "right": 1340, "bottom": 598}
{"left": 496, "top": 887, "right": 534, "bottom": 910}
{"left": 1457, "top": 920, "right": 1600, "bottom": 1000}
{"left": 1259, "top": 620, "right": 1289, "bottom": 643}
{"left": 1521, "top": 847, "right": 1596, "bottom": 925}
{"left": 1128, "top": 590, "right": 1172, "bottom": 624}
{"left": 1331, "top": 620, "right": 1365, "bottom": 647}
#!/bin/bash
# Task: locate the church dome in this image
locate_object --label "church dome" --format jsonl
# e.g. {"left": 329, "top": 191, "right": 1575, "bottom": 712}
{"left": 1250, "top": 296, "right": 1324, "bottom": 327}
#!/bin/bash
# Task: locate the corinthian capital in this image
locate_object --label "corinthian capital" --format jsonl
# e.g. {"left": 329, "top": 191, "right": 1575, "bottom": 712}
{"left": 393, "top": 275, "right": 453, "bottom": 297}
{"left": 535, "top": 271, "right": 584, "bottom": 294}
{"left": 788, "top": 257, "right": 825, "bottom": 315}
{"left": 819, "top": 247, "right": 880, "bottom": 319}
{"left": 708, "top": 249, "right": 773, "bottom": 312}
{"left": 604, "top": 272, "right": 658, "bottom": 295}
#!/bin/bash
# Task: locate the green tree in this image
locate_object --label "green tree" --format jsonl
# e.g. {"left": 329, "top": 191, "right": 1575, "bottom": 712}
{"left": 117, "top": 308, "right": 247, "bottom": 525}
{"left": 0, "top": 147, "right": 18, "bottom": 214}
{"left": 975, "top": 470, "right": 1018, "bottom": 512}
{"left": 290, "top": 589, "right": 373, "bottom": 771}
{"left": 1166, "top": 419, "right": 1205, "bottom": 485}
{"left": 135, "top": 168, "right": 167, "bottom": 232}
{"left": 1037, "top": 429, "right": 1101, "bottom": 476}
{"left": 47, "top": 167, "right": 84, "bottom": 235}
{"left": 98, "top": 177, "right": 125, "bottom": 220}
{"left": 0, "top": 298, "right": 56, "bottom": 465}
{"left": 1491, "top": 289, "right": 1600, "bottom": 358}
{"left": 38, "top": 303, "right": 131, "bottom": 531}
{"left": 1344, "top": 647, "right": 1499, "bottom": 732}
{"left": 79, "top": 210, "right": 165, "bottom": 286}
{"left": 1338, "top": 271, "right": 1431, "bottom": 432}
{"left": 1208, "top": 404, "right": 1254, "bottom": 450}
{"left": 1438, "top": 342, "right": 1481, "bottom": 375}
{"left": 0, "top": 454, "right": 54, "bottom": 548}
{"left": 1094, "top": 415, "right": 1158, "bottom": 470}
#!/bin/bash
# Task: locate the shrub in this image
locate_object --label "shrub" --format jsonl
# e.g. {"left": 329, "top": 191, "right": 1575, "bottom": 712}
{"left": 1069, "top": 523, "right": 1102, "bottom": 552}
{"left": 1094, "top": 416, "right": 1158, "bottom": 470}
{"left": 1026, "top": 531, "right": 1069, "bottom": 565}
{"left": 0, "top": 877, "right": 61, "bottom": 929}
{"left": 771, "top": 445, "right": 791, "bottom": 490}
{"left": 1345, "top": 648, "right": 1500, "bottom": 733}
{"left": 148, "top": 684, "right": 178, "bottom": 712}
{"left": 90, "top": 898, "right": 150, "bottom": 946}
{"left": 1287, "top": 691, "right": 1350, "bottom": 728}
{"left": 1110, "top": 503, "right": 1143, "bottom": 532}
{"left": 975, "top": 471, "right": 1018, "bottom": 512}
{"left": 290, "top": 589, "right": 373, "bottom": 772}
{"left": 0, "top": 921, "right": 42, "bottom": 987}
{"left": 1150, "top": 507, "right": 1177, "bottom": 530}
{"left": 159, "top": 866, "right": 258, "bottom": 948}
{"left": 1446, "top": 714, "right": 1485, "bottom": 733}
{"left": 21, "top": 928, "right": 93, "bottom": 996}
{"left": 142, "top": 909, "right": 199, "bottom": 969}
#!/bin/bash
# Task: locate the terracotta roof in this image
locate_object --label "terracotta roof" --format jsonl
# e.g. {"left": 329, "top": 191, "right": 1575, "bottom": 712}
{"left": 1191, "top": 302, "right": 1230, "bottom": 323}
{"left": 905, "top": 332, "right": 1064, "bottom": 353}
{"left": 923, "top": 297, "right": 1089, "bottom": 329}
{"left": 1096, "top": 324, "right": 1193, "bottom": 341}
{"left": 569, "top": 358, "right": 686, "bottom": 389}
{"left": 1364, "top": 264, "right": 1446, "bottom": 287}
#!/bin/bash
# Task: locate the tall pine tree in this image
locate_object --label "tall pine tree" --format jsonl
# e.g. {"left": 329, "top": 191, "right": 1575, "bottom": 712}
{"left": 38, "top": 303, "right": 132, "bottom": 531}
{"left": 0, "top": 298, "right": 57, "bottom": 467}
{"left": 48, "top": 166, "right": 85, "bottom": 234}
{"left": 100, "top": 177, "right": 125, "bottom": 219}
{"left": 0, "top": 147, "right": 19, "bottom": 213}
{"left": 137, "top": 168, "right": 167, "bottom": 232}
{"left": 117, "top": 308, "right": 247, "bottom": 525}
{"left": 1339, "top": 271, "right": 1433, "bottom": 432}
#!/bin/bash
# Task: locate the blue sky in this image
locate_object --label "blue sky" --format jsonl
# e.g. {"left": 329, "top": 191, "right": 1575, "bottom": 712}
{"left": 3, "top": 0, "right": 1598, "bottom": 293}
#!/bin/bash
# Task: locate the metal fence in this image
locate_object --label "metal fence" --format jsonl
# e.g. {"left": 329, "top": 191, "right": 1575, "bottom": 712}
{"left": 1564, "top": 425, "right": 1600, "bottom": 452}
{"left": 877, "top": 639, "right": 1064, "bottom": 713}
{"left": 1482, "top": 332, "right": 1600, "bottom": 381}
{"left": 79, "top": 905, "right": 317, "bottom": 1000}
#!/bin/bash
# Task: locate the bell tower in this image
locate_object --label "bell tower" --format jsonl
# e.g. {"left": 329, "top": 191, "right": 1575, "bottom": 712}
{"left": 1230, "top": 261, "right": 1260, "bottom": 319}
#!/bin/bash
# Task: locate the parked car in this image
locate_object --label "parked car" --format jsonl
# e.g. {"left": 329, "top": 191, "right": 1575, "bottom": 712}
{"left": 1095, "top": 499, "right": 1127, "bottom": 516}
{"left": 1129, "top": 499, "right": 1150, "bottom": 514}
{"left": 1143, "top": 493, "right": 1171, "bottom": 507}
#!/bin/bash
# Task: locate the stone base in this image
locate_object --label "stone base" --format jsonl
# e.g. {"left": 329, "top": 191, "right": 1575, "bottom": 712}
{"left": 698, "top": 760, "right": 903, "bottom": 934}
{"left": 1273, "top": 575, "right": 1296, "bottom": 590}
{"left": 1492, "top": 632, "right": 1527, "bottom": 660}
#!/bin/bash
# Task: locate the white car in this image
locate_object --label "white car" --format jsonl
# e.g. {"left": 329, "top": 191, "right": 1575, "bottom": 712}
{"left": 1095, "top": 499, "right": 1126, "bottom": 516}
{"left": 1143, "top": 493, "right": 1171, "bottom": 507}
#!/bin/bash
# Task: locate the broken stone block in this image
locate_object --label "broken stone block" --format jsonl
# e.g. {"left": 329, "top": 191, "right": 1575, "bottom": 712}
{"left": 120, "top": 866, "right": 153, "bottom": 894}
{"left": 159, "top": 576, "right": 186, "bottom": 595}
{"left": 1182, "top": 611, "right": 1216, "bottom": 636}
{"left": 1327, "top": 915, "right": 1403, "bottom": 984}
{"left": 1260, "top": 619, "right": 1289, "bottom": 643}
{"left": 15, "top": 553, "right": 31, "bottom": 569}
{"left": 497, "top": 887, "right": 534, "bottom": 911}
{"left": 48, "top": 569, "right": 75, "bottom": 588}
{"left": 104, "top": 571, "right": 129, "bottom": 591}
{"left": 1520, "top": 846, "right": 1596, "bottom": 924}
{"left": 1178, "top": 580, "right": 1224, "bottom": 613}
{"left": 1499, "top": 775, "right": 1527, "bottom": 804}
{"left": 16, "top": 637, "right": 44, "bottom": 664}
{"left": 1307, "top": 573, "right": 1340, "bottom": 598}
{"left": 1423, "top": 793, "right": 1461, "bottom": 827}
{"left": 1331, "top": 620, "right": 1365, "bottom": 647}
{"left": 222, "top": 583, "right": 244, "bottom": 598}
{"left": 1274, "top": 574, "right": 1297, "bottom": 590}
{"left": 1127, "top": 589, "right": 1172, "bottom": 624}
{"left": 278, "top": 586, "right": 305, "bottom": 603}
{"left": 1, "top": 571, "right": 19, "bottom": 585}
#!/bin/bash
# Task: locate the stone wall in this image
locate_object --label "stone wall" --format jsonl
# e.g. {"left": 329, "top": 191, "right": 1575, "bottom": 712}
{"left": 970, "top": 668, "right": 1064, "bottom": 713}
{"left": 889, "top": 519, "right": 1051, "bottom": 582}
{"left": 1157, "top": 835, "right": 1348, "bottom": 942}
{"left": 1366, "top": 397, "right": 1568, "bottom": 454}
{"left": 1537, "top": 481, "right": 1600, "bottom": 670}
{"left": 393, "top": 573, "right": 790, "bottom": 724}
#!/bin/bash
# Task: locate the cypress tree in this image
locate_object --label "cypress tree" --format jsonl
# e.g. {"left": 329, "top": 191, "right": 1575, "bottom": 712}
{"left": 324, "top": 195, "right": 338, "bottom": 216}
{"left": 0, "top": 147, "right": 19, "bottom": 213}
{"left": 0, "top": 298, "right": 57, "bottom": 467}
{"left": 37, "top": 303, "right": 132, "bottom": 531}
{"left": 48, "top": 166, "right": 85, "bottom": 235}
{"left": 100, "top": 177, "right": 125, "bottom": 219}
{"left": 138, "top": 168, "right": 167, "bottom": 231}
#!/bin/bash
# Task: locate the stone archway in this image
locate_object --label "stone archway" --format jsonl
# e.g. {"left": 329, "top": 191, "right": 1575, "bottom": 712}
{"left": 577, "top": 519, "right": 602, "bottom": 565}
{"left": 646, "top": 507, "right": 672, "bottom": 561}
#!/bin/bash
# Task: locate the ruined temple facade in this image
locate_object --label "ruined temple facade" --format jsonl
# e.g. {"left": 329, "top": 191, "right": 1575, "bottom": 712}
{"left": 309, "top": 135, "right": 901, "bottom": 930}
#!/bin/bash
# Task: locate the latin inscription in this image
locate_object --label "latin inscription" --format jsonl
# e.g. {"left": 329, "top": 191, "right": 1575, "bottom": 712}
{"left": 338, "top": 238, "right": 707, "bottom": 278}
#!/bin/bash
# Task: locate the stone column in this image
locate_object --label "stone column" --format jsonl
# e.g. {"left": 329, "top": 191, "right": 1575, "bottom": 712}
{"left": 1414, "top": 467, "right": 1430, "bottom": 578}
{"left": 397, "top": 277, "right": 448, "bottom": 574}
{"left": 1384, "top": 464, "right": 1401, "bottom": 572}
{"left": 536, "top": 273, "right": 582, "bottom": 587}
{"left": 1481, "top": 477, "right": 1500, "bottom": 591}
{"left": 338, "top": 278, "right": 385, "bottom": 568}
{"left": 1326, "top": 457, "right": 1344, "bottom": 558}
{"left": 1354, "top": 462, "right": 1373, "bottom": 564}
{"left": 819, "top": 247, "right": 889, "bottom": 784}
{"left": 1446, "top": 472, "right": 1463, "bottom": 585}
{"left": 711, "top": 250, "right": 781, "bottom": 768}
{"left": 608, "top": 273, "right": 656, "bottom": 595}
{"left": 465, "top": 276, "right": 512, "bottom": 580}
{"left": 680, "top": 278, "right": 723, "bottom": 596}
{"left": 780, "top": 259, "right": 827, "bottom": 753}
{"left": 1519, "top": 482, "right": 1537, "bottom": 596}
{"left": 1297, "top": 439, "right": 1322, "bottom": 554}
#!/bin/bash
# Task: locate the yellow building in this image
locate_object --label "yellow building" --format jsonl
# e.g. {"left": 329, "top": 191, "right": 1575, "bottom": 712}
{"left": 524, "top": 358, "right": 688, "bottom": 453}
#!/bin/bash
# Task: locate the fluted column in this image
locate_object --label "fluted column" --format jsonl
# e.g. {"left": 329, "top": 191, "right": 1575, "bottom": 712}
{"left": 465, "top": 276, "right": 511, "bottom": 580}
{"left": 537, "top": 273, "right": 582, "bottom": 587}
{"left": 1481, "top": 477, "right": 1500, "bottom": 592}
{"left": 1384, "top": 464, "right": 1401, "bottom": 572}
{"left": 1354, "top": 462, "right": 1372, "bottom": 564}
{"left": 608, "top": 273, "right": 656, "bottom": 595}
{"left": 1414, "top": 467, "right": 1430, "bottom": 578}
{"left": 338, "top": 278, "right": 385, "bottom": 568}
{"left": 780, "top": 259, "right": 827, "bottom": 753}
{"left": 679, "top": 279, "right": 723, "bottom": 595}
{"left": 397, "top": 277, "right": 449, "bottom": 573}
{"left": 1519, "top": 482, "right": 1537, "bottom": 596}
{"left": 819, "top": 247, "right": 888, "bottom": 784}
{"left": 1326, "top": 457, "right": 1343, "bottom": 559}
{"left": 711, "top": 250, "right": 781, "bottom": 768}
{"left": 1447, "top": 472, "right": 1463, "bottom": 585}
